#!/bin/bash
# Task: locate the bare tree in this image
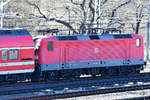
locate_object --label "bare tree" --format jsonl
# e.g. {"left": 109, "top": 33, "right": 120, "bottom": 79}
{"left": 70, "top": 0, "right": 87, "bottom": 34}
{"left": 131, "top": 1, "right": 144, "bottom": 34}
{"left": 87, "top": 0, "right": 95, "bottom": 29}
{"left": 106, "top": 0, "right": 146, "bottom": 34}
{"left": 26, "top": 0, "right": 78, "bottom": 34}
{"left": 26, "top": 0, "right": 96, "bottom": 34}
{"left": 107, "top": 0, "right": 131, "bottom": 29}
{"left": 6, "top": 0, "right": 146, "bottom": 36}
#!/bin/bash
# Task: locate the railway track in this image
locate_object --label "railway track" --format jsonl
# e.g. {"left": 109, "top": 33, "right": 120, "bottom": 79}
{"left": 1, "top": 73, "right": 150, "bottom": 100}
{"left": 11, "top": 84, "right": 150, "bottom": 100}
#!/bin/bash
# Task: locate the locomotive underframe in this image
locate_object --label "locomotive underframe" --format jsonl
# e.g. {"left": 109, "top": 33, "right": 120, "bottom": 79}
{"left": 33, "top": 58, "right": 144, "bottom": 81}
{"left": 40, "top": 64, "right": 143, "bottom": 81}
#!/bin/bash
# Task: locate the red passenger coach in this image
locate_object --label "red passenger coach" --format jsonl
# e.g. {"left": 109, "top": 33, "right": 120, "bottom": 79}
{"left": 0, "top": 29, "right": 34, "bottom": 79}
{"left": 36, "top": 34, "right": 144, "bottom": 79}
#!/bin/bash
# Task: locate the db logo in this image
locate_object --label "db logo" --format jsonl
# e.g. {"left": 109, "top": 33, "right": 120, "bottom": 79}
{"left": 94, "top": 48, "right": 99, "bottom": 53}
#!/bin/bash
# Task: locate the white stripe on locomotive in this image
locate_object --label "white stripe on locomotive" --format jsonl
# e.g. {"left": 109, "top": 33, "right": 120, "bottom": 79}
{"left": 0, "top": 61, "right": 34, "bottom": 67}
{"left": 0, "top": 47, "right": 34, "bottom": 50}
{"left": 0, "top": 69, "right": 34, "bottom": 75}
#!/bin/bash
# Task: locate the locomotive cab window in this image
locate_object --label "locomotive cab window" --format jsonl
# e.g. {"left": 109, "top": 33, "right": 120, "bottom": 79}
{"left": 48, "top": 41, "right": 53, "bottom": 51}
{"left": 136, "top": 39, "right": 141, "bottom": 47}
{"left": 1, "top": 50, "right": 8, "bottom": 61}
{"left": 9, "top": 49, "right": 18, "bottom": 60}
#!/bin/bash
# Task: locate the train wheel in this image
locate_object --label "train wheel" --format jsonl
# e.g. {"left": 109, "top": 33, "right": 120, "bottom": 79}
{"left": 46, "top": 71, "right": 57, "bottom": 80}
{"left": 136, "top": 65, "right": 142, "bottom": 74}
{"left": 0, "top": 75, "right": 5, "bottom": 82}
{"left": 119, "top": 66, "right": 129, "bottom": 76}
{"left": 74, "top": 69, "right": 81, "bottom": 78}
{"left": 91, "top": 68, "right": 97, "bottom": 77}
{"left": 100, "top": 68, "right": 108, "bottom": 77}
{"left": 67, "top": 70, "right": 76, "bottom": 79}
{"left": 70, "top": 70, "right": 76, "bottom": 79}
{"left": 127, "top": 66, "right": 137, "bottom": 75}
{"left": 60, "top": 70, "right": 75, "bottom": 79}
{"left": 11, "top": 75, "right": 18, "bottom": 83}
{"left": 137, "top": 70, "right": 140, "bottom": 74}
{"left": 110, "top": 67, "right": 119, "bottom": 76}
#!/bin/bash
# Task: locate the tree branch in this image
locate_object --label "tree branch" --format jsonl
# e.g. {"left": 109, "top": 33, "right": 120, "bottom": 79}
{"left": 108, "top": 0, "right": 132, "bottom": 27}
{"left": 26, "top": 0, "right": 78, "bottom": 34}
{"left": 135, "top": 4, "right": 144, "bottom": 34}
{"left": 79, "top": 0, "right": 87, "bottom": 34}
{"left": 88, "top": 0, "right": 95, "bottom": 29}
{"left": 103, "top": 0, "right": 108, "bottom": 4}
{"left": 26, "top": 0, "right": 48, "bottom": 20}
{"left": 50, "top": 18, "right": 78, "bottom": 34}
{"left": 111, "top": 0, "right": 131, "bottom": 18}
{"left": 70, "top": 0, "right": 81, "bottom": 5}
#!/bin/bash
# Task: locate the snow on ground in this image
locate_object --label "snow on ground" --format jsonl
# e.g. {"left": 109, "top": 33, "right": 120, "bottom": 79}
{"left": 59, "top": 89, "right": 150, "bottom": 100}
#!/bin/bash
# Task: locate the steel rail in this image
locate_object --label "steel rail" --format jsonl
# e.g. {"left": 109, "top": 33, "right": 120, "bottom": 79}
{"left": 11, "top": 84, "right": 150, "bottom": 100}
{"left": 0, "top": 73, "right": 150, "bottom": 98}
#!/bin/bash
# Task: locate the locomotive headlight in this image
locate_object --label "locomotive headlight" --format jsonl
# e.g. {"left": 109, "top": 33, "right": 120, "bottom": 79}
{"left": 136, "top": 39, "right": 141, "bottom": 47}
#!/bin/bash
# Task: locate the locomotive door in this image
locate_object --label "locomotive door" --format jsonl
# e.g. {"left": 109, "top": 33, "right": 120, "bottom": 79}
{"left": 60, "top": 47, "right": 68, "bottom": 69}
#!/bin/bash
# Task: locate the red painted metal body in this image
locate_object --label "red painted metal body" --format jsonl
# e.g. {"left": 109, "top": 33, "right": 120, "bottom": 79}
{"left": 0, "top": 29, "right": 35, "bottom": 75}
{"left": 37, "top": 34, "right": 144, "bottom": 65}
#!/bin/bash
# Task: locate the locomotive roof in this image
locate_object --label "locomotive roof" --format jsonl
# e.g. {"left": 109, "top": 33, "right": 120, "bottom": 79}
{"left": 0, "top": 29, "right": 31, "bottom": 37}
{"left": 0, "top": 29, "right": 34, "bottom": 48}
{"left": 54, "top": 34, "right": 133, "bottom": 41}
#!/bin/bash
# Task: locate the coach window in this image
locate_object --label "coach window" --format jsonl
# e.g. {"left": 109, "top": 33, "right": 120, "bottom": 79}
{"left": 9, "top": 49, "right": 18, "bottom": 60}
{"left": 1, "top": 50, "right": 8, "bottom": 61}
{"left": 48, "top": 41, "right": 54, "bottom": 51}
{"left": 136, "top": 39, "right": 141, "bottom": 47}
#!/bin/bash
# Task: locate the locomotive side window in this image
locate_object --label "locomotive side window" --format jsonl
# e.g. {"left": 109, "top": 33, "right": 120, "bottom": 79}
{"left": 9, "top": 49, "right": 18, "bottom": 60}
{"left": 48, "top": 42, "right": 53, "bottom": 51}
{"left": 136, "top": 39, "right": 141, "bottom": 47}
{"left": 1, "top": 50, "right": 8, "bottom": 61}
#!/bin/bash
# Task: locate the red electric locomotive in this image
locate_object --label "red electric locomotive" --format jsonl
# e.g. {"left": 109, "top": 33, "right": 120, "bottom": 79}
{"left": 34, "top": 33, "right": 144, "bottom": 80}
